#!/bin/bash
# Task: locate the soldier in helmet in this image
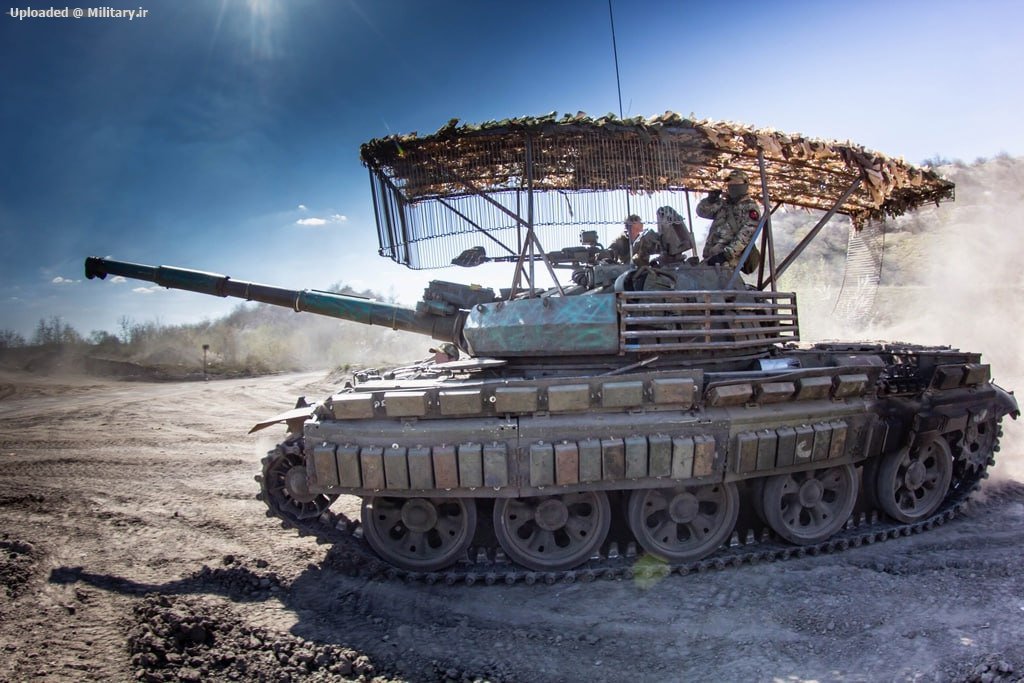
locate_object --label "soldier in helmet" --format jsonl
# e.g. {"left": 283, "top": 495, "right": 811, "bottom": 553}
{"left": 610, "top": 212, "right": 688, "bottom": 267}
{"left": 697, "top": 170, "right": 762, "bottom": 272}
{"left": 655, "top": 205, "right": 692, "bottom": 262}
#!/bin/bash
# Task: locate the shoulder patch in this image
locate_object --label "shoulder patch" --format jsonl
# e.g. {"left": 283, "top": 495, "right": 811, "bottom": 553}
{"left": 748, "top": 208, "right": 760, "bottom": 221}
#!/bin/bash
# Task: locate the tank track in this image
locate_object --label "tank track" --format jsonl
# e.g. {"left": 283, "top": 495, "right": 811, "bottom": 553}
{"left": 256, "top": 425, "right": 1001, "bottom": 587}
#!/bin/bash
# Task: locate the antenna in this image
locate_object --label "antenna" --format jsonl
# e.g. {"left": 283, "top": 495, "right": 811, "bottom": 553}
{"left": 608, "top": 0, "right": 631, "bottom": 239}
{"left": 608, "top": 0, "right": 624, "bottom": 119}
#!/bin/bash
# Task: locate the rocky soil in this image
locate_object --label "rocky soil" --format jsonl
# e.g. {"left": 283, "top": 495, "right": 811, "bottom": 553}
{"left": 1, "top": 369, "right": 1023, "bottom": 682}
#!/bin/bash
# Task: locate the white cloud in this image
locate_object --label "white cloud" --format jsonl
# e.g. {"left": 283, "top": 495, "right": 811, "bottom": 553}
{"left": 132, "top": 286, "right": 159, "bottom": 295}
{"left": 51, "top": 276, "right": 79, "bottom": 285}
{"left": 295, "top": 214, "right": 347, "bottom": 227}
{"left": 298, "top": 204, "right": 308, "bottom": 211}
{"left": 110, "top": 276, "right": 127, "bottom": 284}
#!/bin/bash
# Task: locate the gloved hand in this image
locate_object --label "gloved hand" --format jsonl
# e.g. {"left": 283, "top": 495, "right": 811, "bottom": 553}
{"left": 571, "top": 268, "right": 593, "bottom": 288}
{"left": 706, "top": 252, "right": 727, "bottom": 266}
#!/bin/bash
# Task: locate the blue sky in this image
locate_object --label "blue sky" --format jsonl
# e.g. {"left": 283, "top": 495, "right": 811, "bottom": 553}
{"left": 2, "top": 0, "right": 1022, "bottom": 338}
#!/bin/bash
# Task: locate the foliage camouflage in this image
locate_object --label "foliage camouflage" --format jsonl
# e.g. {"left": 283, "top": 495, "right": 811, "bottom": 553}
{"left": 360, "top": 111, "right": 954, "bottom": 223}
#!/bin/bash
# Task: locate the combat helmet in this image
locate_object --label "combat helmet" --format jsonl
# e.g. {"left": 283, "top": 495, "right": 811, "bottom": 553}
{"left": 725, "top": 169, "right": 750, "bottom": 199}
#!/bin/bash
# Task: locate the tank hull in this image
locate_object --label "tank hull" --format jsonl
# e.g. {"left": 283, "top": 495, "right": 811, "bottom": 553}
{"left": 262, "top": 342, "right": 1017, "bottom": 576}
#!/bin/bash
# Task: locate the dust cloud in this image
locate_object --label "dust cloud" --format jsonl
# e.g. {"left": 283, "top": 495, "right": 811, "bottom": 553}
{"left": 798, "top": 157, "right": 1024, "bottom": 480}
{"left": 72, "top": 299, "right": 428, "bottom": 379}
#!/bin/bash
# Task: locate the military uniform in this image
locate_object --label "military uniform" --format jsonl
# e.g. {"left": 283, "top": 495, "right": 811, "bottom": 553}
{"left": 655, "top": 206, "right": 691, "bottom": 262}
{"left": 697, "top": 193, "right": 762, "bottom": 269}
{"left": 610, "top": 229, "right": 662, "bottom": 266}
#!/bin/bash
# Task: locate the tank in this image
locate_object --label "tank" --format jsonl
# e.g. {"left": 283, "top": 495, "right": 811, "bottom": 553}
{"left": 85, "top": 113, "right": 1018, "bottom": 582}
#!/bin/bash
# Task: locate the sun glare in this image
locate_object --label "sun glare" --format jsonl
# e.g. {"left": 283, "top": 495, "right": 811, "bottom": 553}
{"left": 244, "top": 0, "right": 282, "bottom": 60}
{"left": 212, "top": 0, "right": 283, "bottom": 61}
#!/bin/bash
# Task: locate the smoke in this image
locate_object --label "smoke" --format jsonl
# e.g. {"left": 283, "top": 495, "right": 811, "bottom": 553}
{"left": 791, "top": 157, "right": 1024, "bottom": 480}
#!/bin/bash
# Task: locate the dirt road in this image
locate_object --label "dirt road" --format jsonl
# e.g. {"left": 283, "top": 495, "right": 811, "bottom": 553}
{"left": 1, "top": 370, "right": 1022, "bottom": 682}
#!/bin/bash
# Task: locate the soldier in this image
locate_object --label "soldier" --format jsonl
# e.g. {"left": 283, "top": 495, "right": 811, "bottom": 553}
{"left": 610, "top": 214, "right": 643, "bottom": 264}
{"left": 610, "top": 213, "right": 686, "bottom": 267}
{"left": 697, "top": 170, "right": 762, "bottom": 272}
{"left": 655, "top": 205, "right": 692, "bottom": 263}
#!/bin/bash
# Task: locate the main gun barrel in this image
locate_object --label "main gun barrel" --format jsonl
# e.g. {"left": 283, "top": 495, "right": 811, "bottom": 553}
{"left": 84, "top": 257, "right": 463, "bottom": 344}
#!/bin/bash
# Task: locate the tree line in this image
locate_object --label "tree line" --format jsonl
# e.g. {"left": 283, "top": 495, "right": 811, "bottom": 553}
{"left": 0, "top": 283, "right": 424, "bottom": 374}
{"left": 0, "top": 314, "right": 159, "bottom": 349}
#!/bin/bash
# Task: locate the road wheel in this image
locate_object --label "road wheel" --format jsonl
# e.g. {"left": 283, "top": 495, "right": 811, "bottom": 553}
{"left": 626, "top": 482, "right": 739, "bottom": 562}
{"left": 762, "top": 464, "right": 857, "bottom": 545}
{"left": 362, "top": 496, "right": 477, "bottom": 572}
{"left": 876, "top": 439, "right": 952, "bottom": 523}
{"left": 493, "top": 492, "right": 610, "bottom": 572}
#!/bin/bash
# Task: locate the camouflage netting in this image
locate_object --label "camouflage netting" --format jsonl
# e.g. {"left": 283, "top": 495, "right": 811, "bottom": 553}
{"left": 360, "top": 111, "right": 954, "bottom": 222}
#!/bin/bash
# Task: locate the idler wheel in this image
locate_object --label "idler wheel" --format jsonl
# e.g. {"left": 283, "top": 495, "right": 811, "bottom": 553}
{"left": 951, "top": 416, "right": 998, "bottom": 494}
{"left": 876, "top": 438, "right": 953, "bottom": 523}
{"left": 627, "top": 483, "right": 739, "bottom": 563}
{"left": 493, "top": 492, "right": 611, "bottom": 572}
{"left": 361, "top": 497, "right": 477, "bottom": 572}
{"left": 762, "top": 464, "right": 857, "bottom": 545}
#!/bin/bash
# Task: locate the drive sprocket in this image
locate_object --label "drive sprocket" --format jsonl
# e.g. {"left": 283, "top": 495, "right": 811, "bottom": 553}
{"left": 257, "top": 437, "right": 337, "bottom": 523}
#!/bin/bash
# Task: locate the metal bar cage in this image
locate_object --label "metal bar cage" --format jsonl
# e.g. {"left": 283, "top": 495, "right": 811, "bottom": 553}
{"left": 618, "top": 290, "right": 800, "bottom": 353}
{"left": 367, "top": 129, "right": 727, "bottom": 269}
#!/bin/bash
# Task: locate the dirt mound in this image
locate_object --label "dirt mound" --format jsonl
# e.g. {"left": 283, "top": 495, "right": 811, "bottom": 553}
{"left": 0, "top": 346, "right": 276, "bottom": 383}
{"left": 186, "top": 555, "right": 287, "bottom": 600}
{"left": 0, "top": 346, "right": 169, "bottom": 380}
{"left": 127, "top": 593, "right": 380, "bottom": 682}
{"left": 0, "top": 537, "right": 38, "bottom": 598}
